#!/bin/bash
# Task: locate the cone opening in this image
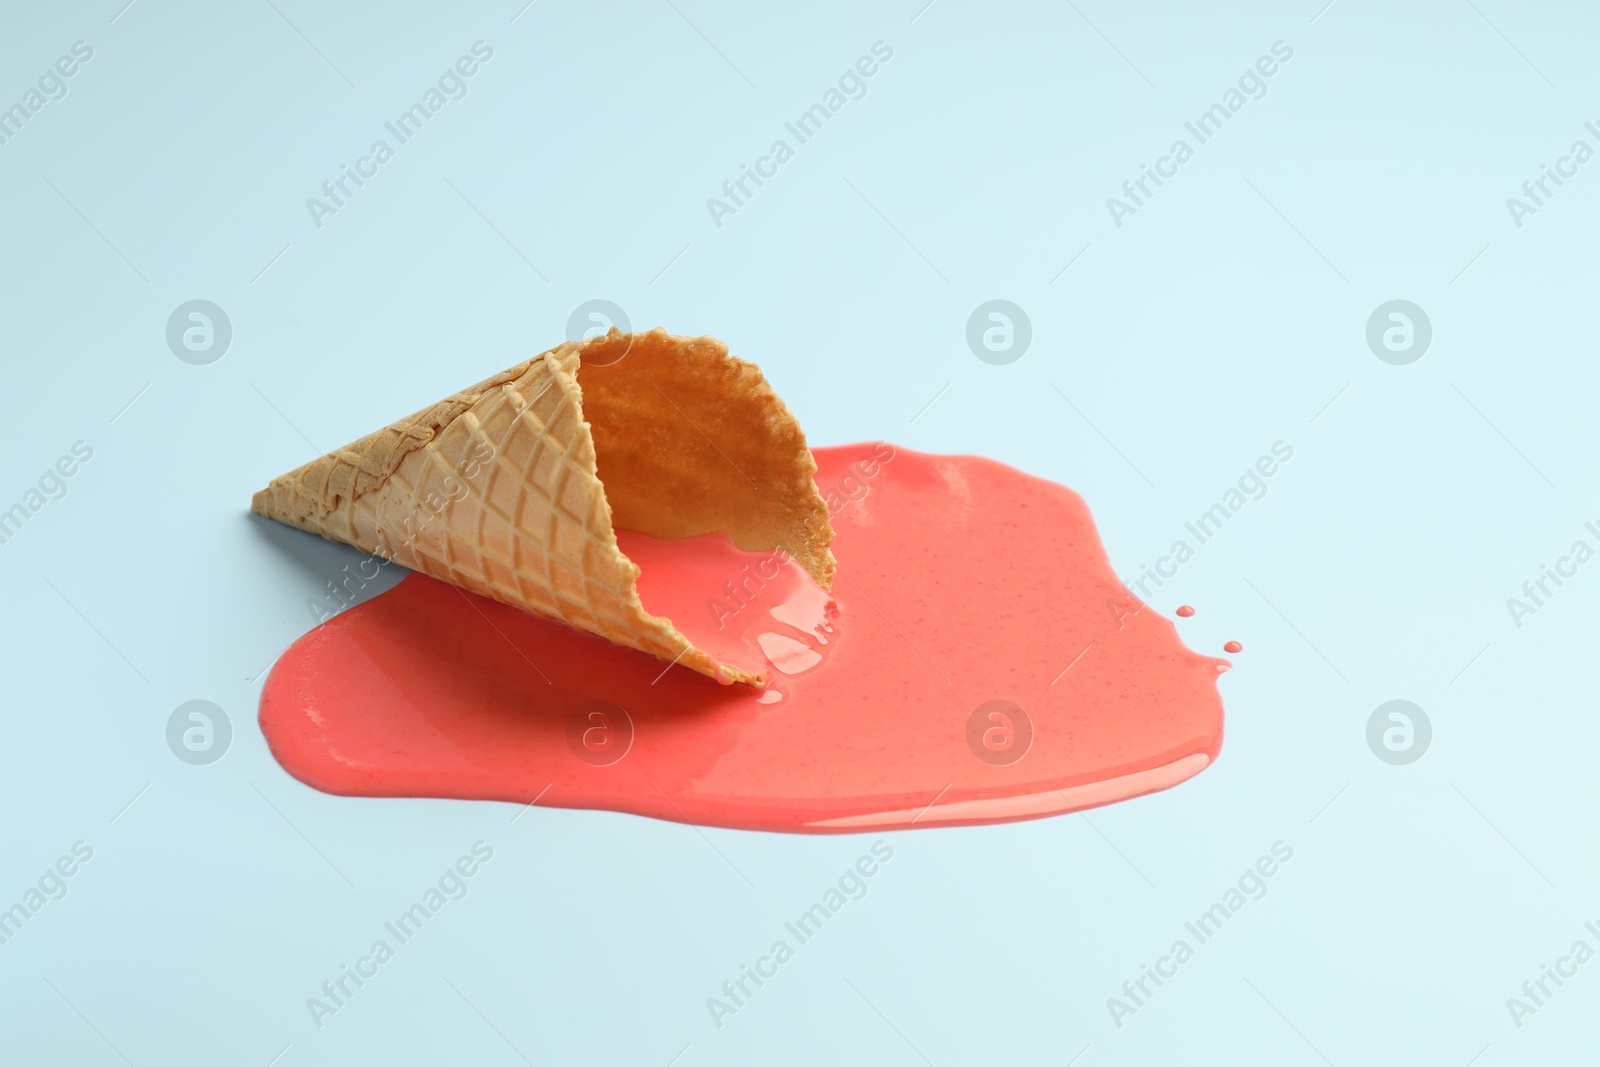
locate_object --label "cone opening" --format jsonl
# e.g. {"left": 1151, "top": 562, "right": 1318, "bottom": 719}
{"left": 573, "top": 329, "right": 835, "bottom": 591}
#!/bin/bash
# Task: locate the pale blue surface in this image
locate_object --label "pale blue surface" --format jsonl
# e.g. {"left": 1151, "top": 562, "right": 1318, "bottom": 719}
{"left": 2, "top": 1, "right": 1597, "bottom": 1063}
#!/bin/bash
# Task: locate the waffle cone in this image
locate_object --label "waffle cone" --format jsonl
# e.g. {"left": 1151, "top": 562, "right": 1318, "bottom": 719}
{"left": 251, "top": 328, "right": 835, "bottom": 687}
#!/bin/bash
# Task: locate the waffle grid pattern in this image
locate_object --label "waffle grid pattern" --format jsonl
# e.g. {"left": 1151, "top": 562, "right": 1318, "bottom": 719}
{"left": 252, "top": 350, "right": 691, "bottom": 668}
{"left": 347, "top": 352, "right": 688, "bottom": 663}
{"left": 249, "top": 333, "right": 782, "bottom": 684}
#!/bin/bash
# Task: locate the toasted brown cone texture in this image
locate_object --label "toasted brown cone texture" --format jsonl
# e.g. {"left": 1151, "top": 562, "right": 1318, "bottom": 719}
{"left": 251, "top": 328, "right": 835, "bottom": 686}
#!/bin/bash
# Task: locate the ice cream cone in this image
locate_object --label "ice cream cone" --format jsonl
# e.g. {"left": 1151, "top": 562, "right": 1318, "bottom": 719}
{"left": 251, "top": 328, "right": 835, "bottom": 686}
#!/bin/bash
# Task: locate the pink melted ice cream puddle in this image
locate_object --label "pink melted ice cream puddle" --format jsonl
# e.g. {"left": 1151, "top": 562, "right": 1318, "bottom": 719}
{"left": 260, "top": 444, "right": 1228, "bottom": 833}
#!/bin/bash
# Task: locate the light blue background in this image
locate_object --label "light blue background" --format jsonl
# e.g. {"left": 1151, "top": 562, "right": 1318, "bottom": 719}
{"left": 2, "top": 0, "right": 1596, "bottom": 1062}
